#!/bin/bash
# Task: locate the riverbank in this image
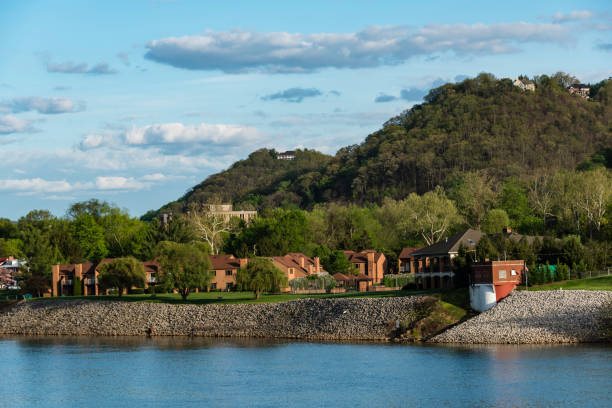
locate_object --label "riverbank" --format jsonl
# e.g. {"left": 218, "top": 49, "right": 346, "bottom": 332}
{"left": 0, "top": 297, "right": 425, "bottom": 340}
{"left": 432, "top": 290, "right": 612, "bottom": 344}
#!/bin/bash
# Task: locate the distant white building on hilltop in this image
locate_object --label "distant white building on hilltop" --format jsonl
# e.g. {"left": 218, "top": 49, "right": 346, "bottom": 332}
{"left": 277, "top": 150, "right": 296, "bottom": 160}
{"left": 513, "top": 77, "right": 535, "bottom": 92}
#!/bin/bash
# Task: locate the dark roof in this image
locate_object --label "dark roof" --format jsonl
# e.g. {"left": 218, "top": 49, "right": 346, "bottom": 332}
{"left": 410, "top": 229, "right": 484, "bottom": 256}
{"left": 343, "top": 250, "right": 384, "bottom": 263}
{"left": 569, "top": 83, "right": 589, "bottom": 89}
{"left": 209, "top": 254, "right": 242, "bottom": 270}
{"left": 398, "top": 247, "right": 421, "bottom": 259}
{"left": 279, "top": 150, "right": 296, "bottom": 155}
{"left": 333, "top": 273, "right": 350, "bottom": 281}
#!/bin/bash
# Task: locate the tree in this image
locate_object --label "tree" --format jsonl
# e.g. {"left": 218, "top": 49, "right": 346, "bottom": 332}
{"left": 71, "top": 214, "right": 108, "bottom": 263}
{"left": 187, "top": 205, "right": 232, "bottom": 255}
{"left": 403, "top": 186, "right": 463, "bottom": 246}
{"left": 97, "top": 257, "right": 145, "bottom": 297}
{"left": 155, "top": 241, "right": 212, "bottom": 300}
{"left": 482, "top": 209, "right": 510, "bottom": 234}
{"left": 22, "top": 274, "right": 49, "bottom": 297}
{"left": 450, "top": 171, "right": 497, "bottom": 229}
{"left": 235, "top": 257, "right": 288, "bottom": 299}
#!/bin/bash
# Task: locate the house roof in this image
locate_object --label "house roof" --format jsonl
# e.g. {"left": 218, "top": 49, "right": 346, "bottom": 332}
{"left": 398, "top": 247, "right": 421, "bottom": 259}
{"left": 272, "top": 253, "right": 325, "bottom": 275}
{"left": 570, "top": 83, "right": 589, "bottom": 89}
{"left": 209, "top": 254, "right": 242, "bottom": 270}
{"left": 343, "top": 250, "right": 384, "bottom": 263}
{"left": 333, "top": 273, "right": 350, "bottom": 281}
{"left": 410, "top": 229, "right": 484, "bottom": 257}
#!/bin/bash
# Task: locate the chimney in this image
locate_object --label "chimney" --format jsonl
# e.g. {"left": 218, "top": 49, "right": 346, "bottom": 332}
{"left": 308, "top": 264, "right": 314, "bottom": 274}
{"left": 367, "top": 252, "right": 375, "bottom": 276}
{"left": 299, "top": 257, "right": 305, "bottom": 268}
{"left": 315, "top": 257, "right": 320, "bottom": 273}
{"left": 503, "top": 226, "right": 511, "bottom": 235}
{"left": 75, "top": 264, "right": 83, "bottom": 280}
{"left": 51, "top": 264, "right": 59, "bottom": 297}
{"left": 239, "top": 258, "right": 248, "bottom": 268}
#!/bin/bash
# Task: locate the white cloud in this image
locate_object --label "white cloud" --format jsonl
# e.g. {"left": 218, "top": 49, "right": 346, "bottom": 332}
{"left": 0, "top": 115, "right": 35, "bottom": 134}
{"left": 145, "top": 23, "right": 570, "bottom": 73}
{"left": 124, "top": 122, "right": 260, "bottom": 145}
{"left": 0, "top": 178, "right": 92, "bottom": 193}
{"left": 95, "top": 176, "right": 148, "bottom": 191}
{"left": 1, "top": 96, "right": 84, "bottom": 114}
{"left": 552, "top": 10, "right": 595, "bottom": 23}
{"left": 140, "top": 173, "right": 167, "bottom": 181}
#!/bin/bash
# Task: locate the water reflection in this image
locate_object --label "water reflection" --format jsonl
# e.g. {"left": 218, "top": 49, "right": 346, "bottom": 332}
{"left": 0, "top": 336, "right": 610, "bottom": 408}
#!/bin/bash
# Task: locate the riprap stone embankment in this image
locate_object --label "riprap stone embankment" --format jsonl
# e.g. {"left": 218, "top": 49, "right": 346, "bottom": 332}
{"left": 432, "top": 290, "right": 612, "bottom": 344}
{"left": 0, "top": 297, "right": 423, "bottom": 341}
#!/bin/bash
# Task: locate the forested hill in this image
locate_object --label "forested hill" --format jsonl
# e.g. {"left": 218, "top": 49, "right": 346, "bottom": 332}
{"left": 148, "top": 73, "right": 612, "bottom": 217}
{"left": 145, "top": 149, "right": 333, "bottom": 218}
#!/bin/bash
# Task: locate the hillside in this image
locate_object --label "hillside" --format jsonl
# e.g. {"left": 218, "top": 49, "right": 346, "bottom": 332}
{"left": 149, "top": 73, "right": 612, "bottom": 217}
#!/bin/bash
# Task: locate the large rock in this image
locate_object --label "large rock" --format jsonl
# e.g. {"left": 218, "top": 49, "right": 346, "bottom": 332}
{"left": 0, "top": 297, "right": 422, "bottom": 341}
{"left": 431, "top": 290, "right": 612, "bottom": 344}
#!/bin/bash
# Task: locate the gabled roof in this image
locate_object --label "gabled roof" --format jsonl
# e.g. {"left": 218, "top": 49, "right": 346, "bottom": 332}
{"left": 343, "top": 250, "right": 384, "bottom": 263}
{"left": 398, "top": 247, "right": 421, "bottom": 259}
{"left": 272, "top": 253, "right": 325, "bottom": 275}
{"left": 209, "top": 254, "right": 242, "bottom": 270}
{"left": 410, "top": 229, "right": 484, "bottom": 257}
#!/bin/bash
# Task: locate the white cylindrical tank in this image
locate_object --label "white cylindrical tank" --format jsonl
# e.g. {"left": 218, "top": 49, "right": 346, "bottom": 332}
{"left": 469, "top": 284, "right": 497, "bottom": 312}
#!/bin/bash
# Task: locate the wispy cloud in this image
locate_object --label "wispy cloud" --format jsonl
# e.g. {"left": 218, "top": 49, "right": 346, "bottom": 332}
{"left": 597, "top": 43, "right": 612, "bottom": 51}
{"left": 0, "top": 115, "right": 36, "bottom": 134}
{"left": 79, "top": 121, "right": 262, "bottom": 153}
{"left": 46, "top": 60, "right": 117, "bottom": 75}
{"left": 374, "top": 93, "right": 398, "bottom": 103}
{"left": 0, "top": 178, "right": 92, "bottom": 193}
{"left": 262, "top": 87, "right": 323, "bottom": 103}
{"left": 552, "top": 10, "right": 595, "bottom": 23}
{"left": 0, "top": 97, "right": 85, "bottom": 114}
{"left": 145, "top": 22, "right": 571, "bottom": 73}
{"left": 117, "top": 51, "right": 130, "bottom": 66}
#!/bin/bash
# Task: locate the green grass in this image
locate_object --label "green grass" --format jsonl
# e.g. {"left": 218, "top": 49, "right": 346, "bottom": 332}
{"left": 519, "top": 275, "right": 612, "bottom": 291}
{"left": 33, "top": 289, "right": 434, "bottom": 305}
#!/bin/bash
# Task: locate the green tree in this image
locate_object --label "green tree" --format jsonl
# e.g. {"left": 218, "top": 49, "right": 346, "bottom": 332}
{"left": 73, "top": 276, "right": 82, "bottom": 296}
{"left": 97, "top": 257, "right": 146, "bottom": 297}
{"left": 71, "top": 214, "right": 108, "bottom": 262}
{"left": 482, "top": 209, "right": 510, "bottom": 234}
{"left": 235, "top": 257, "right": 288, "bottom": 299}
{"left": 155, "top": 241, "right": 212, "bottom": 300}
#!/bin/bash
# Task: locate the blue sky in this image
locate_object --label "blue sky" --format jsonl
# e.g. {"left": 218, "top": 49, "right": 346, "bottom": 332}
{"left": 1, "top": 0, "right": 611, "bottom": 220}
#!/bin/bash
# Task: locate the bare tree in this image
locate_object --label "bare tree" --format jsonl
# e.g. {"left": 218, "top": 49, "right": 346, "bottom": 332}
{"left": 528, "top": 171, "right": 555, "bottom": 223}
{"left": 187, "top": 204, "right": 232, "bottom": 255}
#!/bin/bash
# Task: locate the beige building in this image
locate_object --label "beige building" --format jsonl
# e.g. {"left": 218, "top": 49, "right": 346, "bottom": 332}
{"left": 342, "top": 250, "right": 387, "bottom": 284}
{"left": 513, "top": 77, "right": 535, "bottom": 91}
{"left": 209, "top": 254, "right": 247, "bottom": 291}
{"left": 205, "top": 204, "right": 257, "bottom": 224}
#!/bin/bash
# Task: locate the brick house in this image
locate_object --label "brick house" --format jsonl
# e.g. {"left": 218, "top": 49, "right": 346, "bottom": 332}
{"left": 397, "top": 247, "right": 422, "bottom": 274}
{"left": 51, "top": 259, "right": 160, "bottom": 296}
{"left": 209, "top": 254, "right": 247, "bottom": 291}
{"left": 342, "top": 250, "right": 387, "bottom": 284}
{"left": 271, "top": 253, "right": 324, "bottom": 282}
{"left": 470, "top": 260, "right": 525, "bottom": 312}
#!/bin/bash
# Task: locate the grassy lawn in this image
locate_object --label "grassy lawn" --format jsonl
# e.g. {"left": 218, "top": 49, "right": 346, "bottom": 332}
{"left": 34, "top": 289, "right": 438, "bottom": 305}
{"left": 518, "top": 275, "right": 612, "bottom": 291}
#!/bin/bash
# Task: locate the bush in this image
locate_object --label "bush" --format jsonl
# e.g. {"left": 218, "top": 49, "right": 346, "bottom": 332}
{"left": 73, "top": 276, "right": 82, "bottom": 297}
{"left": 383, "top": 273, "right": 415, "bottom": 288}
{"left": 129, "top": 288, "right": 145, "bottom": 294}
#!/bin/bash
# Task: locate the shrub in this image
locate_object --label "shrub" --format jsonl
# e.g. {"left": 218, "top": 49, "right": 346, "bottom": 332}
{"left": 129, "top": 288, "right": 145, "bottom": 295}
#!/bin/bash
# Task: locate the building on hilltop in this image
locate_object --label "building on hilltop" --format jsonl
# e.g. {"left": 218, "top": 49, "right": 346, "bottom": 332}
{"left": 342, "top": 250, "right": 387, "bottom": 285}
{"left": 513, "top": 77, "right": 535, "bottom": 91}
{"left": 277, "top": 150, "right": 296, "bottom": 160}
{"left": 204, "top": 204, "right": 257, "bottom": 224}
{"left": 568, "top": 83, "right": 590, "bottom": 98}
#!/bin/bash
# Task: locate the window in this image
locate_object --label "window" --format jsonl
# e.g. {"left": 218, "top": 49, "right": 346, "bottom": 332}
{"left": 511, "top": 269, "right": 517, "bottom": 276}
{"left": 226, "top": 283, "right": 234, "bottom": 291}
{"left": 289, "top": 268, "right": 294, "bottom": 275}
{"left": 225, "top": 270, "right": 233, "bottom": 276}
{"left": 211, "top": 283, "right": 217, "bottom": 290}
{"left": 498, "top": 270, "right": 507, "bottom": 279}
{"left": 353, "top": 264, "right": 360, "bottom": 269}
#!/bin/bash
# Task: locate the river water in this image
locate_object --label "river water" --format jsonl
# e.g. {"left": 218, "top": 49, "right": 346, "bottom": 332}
{"left": 0, "top": 336, "right": 610, "bottom": 407}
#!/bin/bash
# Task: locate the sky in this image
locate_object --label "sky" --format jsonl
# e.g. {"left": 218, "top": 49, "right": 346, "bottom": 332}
{"left": 1, "top": 0, "right": 611, "bottom": 220}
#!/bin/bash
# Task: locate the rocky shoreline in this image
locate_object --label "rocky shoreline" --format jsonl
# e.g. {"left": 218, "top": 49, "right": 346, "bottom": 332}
{"left": 0, "top": 297, "right": 423, "bottom": 341}
{"left": 432, "top": 290, "right": 612, "bottom": 344}
{"left": 1, "top": 291, "right": 610, "bottom": 343}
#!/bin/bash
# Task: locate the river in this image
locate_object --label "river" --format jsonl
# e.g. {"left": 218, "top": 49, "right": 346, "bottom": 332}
{"left": 0, "top": 336, "right": 610, "bottom": 407}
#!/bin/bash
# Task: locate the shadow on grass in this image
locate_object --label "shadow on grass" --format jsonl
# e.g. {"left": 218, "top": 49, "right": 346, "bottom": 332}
{"left": 31, "top": 289, "right": 461, "bottom": 305}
